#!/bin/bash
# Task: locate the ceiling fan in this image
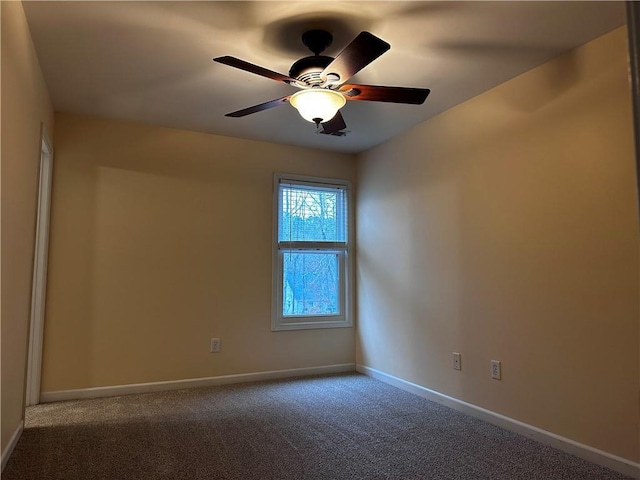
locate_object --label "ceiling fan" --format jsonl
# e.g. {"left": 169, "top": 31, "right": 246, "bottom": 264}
{"left": 214, "top": 30, "right": 431, "bottom": 136}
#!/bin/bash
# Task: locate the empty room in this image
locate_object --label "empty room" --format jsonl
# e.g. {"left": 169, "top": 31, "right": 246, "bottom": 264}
{"left": 2, "top": 1, "right": 639, "bottom": 479}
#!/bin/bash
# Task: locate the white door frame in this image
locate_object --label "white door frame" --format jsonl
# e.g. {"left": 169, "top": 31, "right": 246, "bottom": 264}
{"left": 25, "top": 128, "right": 53, "bottom": 407}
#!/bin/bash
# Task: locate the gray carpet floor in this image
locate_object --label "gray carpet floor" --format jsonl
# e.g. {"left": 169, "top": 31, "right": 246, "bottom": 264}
{"left": 3, "top": 373, "right": 633, "bottom": 479}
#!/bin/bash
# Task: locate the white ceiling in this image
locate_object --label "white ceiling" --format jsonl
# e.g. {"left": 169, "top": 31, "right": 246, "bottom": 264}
{"left": 23, "top": 1, "right": 626, "bottom": 154}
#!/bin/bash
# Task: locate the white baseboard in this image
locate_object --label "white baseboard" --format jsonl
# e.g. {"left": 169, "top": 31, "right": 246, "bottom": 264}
{"left": 40, "top": 363, "right": 356, "bottom": 403}
{"left": 356, "top": 364, "right": 640, "bottom": 480}
{"left": 1, "top": 420, "right": 24, "bottom": 472}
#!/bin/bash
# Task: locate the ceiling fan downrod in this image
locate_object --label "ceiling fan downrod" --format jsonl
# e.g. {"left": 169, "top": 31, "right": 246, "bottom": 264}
{"left": 301, "top": 30, "right": 333, "bottom": 55}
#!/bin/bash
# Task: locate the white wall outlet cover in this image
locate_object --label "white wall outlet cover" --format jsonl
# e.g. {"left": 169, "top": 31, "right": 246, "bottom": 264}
{"left": 210, "top": 338, "right": 221, "bottom": 353}
{"left": 491, "top": 360, "right": 501, "bottom": 380}
{"left": 453, "top": 352, "right": 461, "bottom": 371}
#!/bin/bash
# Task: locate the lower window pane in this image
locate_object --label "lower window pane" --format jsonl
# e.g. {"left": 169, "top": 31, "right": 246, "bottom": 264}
{"left": 282, "top": 251, "right": 340, "bottom": 316}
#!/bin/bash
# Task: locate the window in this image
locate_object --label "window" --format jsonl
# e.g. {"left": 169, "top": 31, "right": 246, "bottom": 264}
{"left": 272, "top": 174, "right": 353, "bottom": 331}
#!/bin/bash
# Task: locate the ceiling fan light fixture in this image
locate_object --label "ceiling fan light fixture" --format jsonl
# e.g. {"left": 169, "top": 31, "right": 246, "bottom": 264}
{"left": 290, "top": 89, "right": 346, "bottom": 124}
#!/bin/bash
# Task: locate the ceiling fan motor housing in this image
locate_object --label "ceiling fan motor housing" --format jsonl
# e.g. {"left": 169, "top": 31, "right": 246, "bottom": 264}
{"left": 289, "top": 55, "right": 333, "bottom": 86}
{"left": 289, "top": 30, "right": 337, "bottom": 86}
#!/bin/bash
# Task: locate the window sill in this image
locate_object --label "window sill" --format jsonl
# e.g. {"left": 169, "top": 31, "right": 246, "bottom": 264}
{"left": 272, "top": 319, "right": 353, "bottom": 331}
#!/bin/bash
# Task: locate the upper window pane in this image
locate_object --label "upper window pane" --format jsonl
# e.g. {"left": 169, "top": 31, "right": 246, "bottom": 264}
{"left": 279, "top": 184, "right": 347, "bottom": 243}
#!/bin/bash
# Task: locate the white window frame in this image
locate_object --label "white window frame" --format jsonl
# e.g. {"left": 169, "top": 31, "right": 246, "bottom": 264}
{"left": 272, "top": 173, "right": 353, "bottom": 331}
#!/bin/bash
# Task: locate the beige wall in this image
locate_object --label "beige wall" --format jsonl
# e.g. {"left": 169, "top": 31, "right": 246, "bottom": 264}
{"left": 41, "top": 113, "right": 356, "bottom": 392}
{"left": 356, "top": 27, "right": 639, "bottom": 462}
{"left": 1, "top": 1, "right": 55, "bottom": 453}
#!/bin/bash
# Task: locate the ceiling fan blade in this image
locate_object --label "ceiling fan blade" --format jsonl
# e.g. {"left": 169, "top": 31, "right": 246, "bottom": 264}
{"left": 225, "top": 96, "right": 290, "bottom": 117}
{"left": 340, "top": 84, "right": 430, "bottom": 104}
{"left": 320, "top": 111, "right": 347, "bottom": 135}
{"left": 321, "top": 32, "right": 390, "bottom": 84}
{"left": 214, "top": 56, "right": 297, "bottom": 85}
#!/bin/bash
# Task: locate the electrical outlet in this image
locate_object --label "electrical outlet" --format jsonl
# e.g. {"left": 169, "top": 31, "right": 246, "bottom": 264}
{"left": 453, "top": 352, "right": 461, "bottom": 371}
{"left": 491, "top": 360, "right": 501, "bottom": 380}
{"left": 210, "top": 338, "right": 221, "bottom": 353}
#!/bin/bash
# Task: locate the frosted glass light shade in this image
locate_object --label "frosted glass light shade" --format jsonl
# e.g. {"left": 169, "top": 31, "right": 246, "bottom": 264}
{"left": 290, "top": 89, "right": 346, "bottom": 124}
